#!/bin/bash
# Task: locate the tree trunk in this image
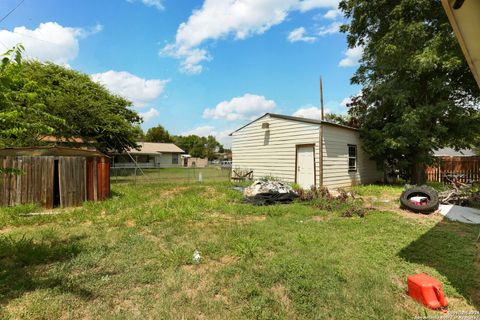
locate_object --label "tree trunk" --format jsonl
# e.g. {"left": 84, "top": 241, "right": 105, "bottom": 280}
{"left": 411, "top": 160, "right": 427, "bottom": 185}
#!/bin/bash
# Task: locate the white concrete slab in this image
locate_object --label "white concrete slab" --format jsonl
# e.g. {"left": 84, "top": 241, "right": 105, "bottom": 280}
{"left": 438, "top": 205, "right": 480, "bottom": 224}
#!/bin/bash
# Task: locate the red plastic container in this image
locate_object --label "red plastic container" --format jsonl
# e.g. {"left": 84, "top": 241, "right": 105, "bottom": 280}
{"left": 408, "top": 274, "right": 448, "bottom": 309}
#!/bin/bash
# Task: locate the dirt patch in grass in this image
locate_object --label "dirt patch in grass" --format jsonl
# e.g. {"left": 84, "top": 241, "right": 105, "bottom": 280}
{"left": 182, "top": 255, "right": 238, "bottom": 275}
{"left": 394, "top": 209, "right": 443, "bottom": 224}
{"left": 208, "top": 212, "right": 266, "bottom": 222}
{"left": 360, "top": 195, "right": 442, "bottom": 223}
{"left": 125, "top": 220, "right": 136, "bottom": 227}
{"left": 163, "top": 186, "right": 189, "bottom": 196}
{"left": 0, "top": 226, "right": 14, "bottom": 234}
{"left": 190, "top": 213, "right": 266, "bottom": 228}
{"left": 271, "top": 283, "right": 296, "bottom": 318}
{"left": 309, "top": 215, "right": 331, "bottom": 222}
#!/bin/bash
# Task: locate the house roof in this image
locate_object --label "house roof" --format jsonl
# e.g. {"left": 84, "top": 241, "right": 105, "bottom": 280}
{"left": 442, "top": 0, "right": 480, "bottom": 87}
{"left": 39, "top": 135, "right": 97, "bottom": 144}
{"left": 124, "top": 142, "right": 185, "bottom": 155}
{"left": 229, "top": 113, "right": 358, "bottom": 136}
{"left": 434, "top": 148, "right": 476, "bottom": 157}
{"left": 0, "top": 146, "right": 108, "bottom": 158}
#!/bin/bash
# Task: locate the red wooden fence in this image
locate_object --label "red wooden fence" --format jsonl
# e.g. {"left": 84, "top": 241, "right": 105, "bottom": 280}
{"left": 426, "top": 156, "right": 480, "bottom": 182}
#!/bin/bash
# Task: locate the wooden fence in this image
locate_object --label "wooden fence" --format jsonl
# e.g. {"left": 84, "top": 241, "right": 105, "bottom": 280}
{"left": 1, "top": 155, "right": 110, "bottom": 208}
{"left": 426, "top": 156, "right": 480, "bottom": 182}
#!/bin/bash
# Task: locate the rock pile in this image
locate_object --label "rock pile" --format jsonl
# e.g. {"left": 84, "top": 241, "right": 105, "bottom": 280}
{"left": 243, "top": 180, "right": 298, "bottom": 205}
{"left": 244, "top": 180, "right": 296, "bottom": 197}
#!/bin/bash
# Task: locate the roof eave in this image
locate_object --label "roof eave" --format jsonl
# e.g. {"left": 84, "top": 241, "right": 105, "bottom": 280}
{"left": 442, "top": 0, "right": 480, "bottom": 87}
{"left": 229, "top": 112, "right": 359, "bottom": 136}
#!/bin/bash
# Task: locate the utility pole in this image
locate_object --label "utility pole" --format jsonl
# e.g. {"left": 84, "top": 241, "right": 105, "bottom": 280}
{"left": 320, "top": 76, "right": 325, "bottom": 121}
{"left": 319, "top": 76, "right": 324, "bottom": 187}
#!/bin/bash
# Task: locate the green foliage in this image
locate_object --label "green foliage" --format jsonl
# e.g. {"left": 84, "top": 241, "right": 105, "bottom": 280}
{"left": 339, "top": 0, "right": 480, "bottom": 183}
{"left": 145, "top": 125, "right": 173, "bottom": 143}
{"left": 0, "top": 45, "right": 141, "bottom": 152}
{"left": 18, "top": 61, "right": 141, "bottom": 152}
{"left": 0, "top": 45, "right": 65, "bottom": 148}
{"left": 324, "top": 113, "right": 359, "bottom": 128}
{"left": 173, "top": 134, "right": 223, "bottom": 160}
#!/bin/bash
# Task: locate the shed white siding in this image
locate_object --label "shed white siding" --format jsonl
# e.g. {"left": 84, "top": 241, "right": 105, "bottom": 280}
{"left": 231, "top": 115, "right": 320, "bottom": 183}
{"left": 231, "top": 114, "right": 383, "bottom": 188}
{"left": 322, "top": 125, "right": 382, "bottom": 188}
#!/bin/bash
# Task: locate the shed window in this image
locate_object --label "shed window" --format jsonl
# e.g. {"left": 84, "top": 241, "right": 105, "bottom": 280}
{"left": 348, "top": 145, "right": 357, "bottom": 172}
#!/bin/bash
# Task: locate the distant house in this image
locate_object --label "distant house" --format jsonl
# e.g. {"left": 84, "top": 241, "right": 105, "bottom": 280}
{"left": 230, "top": 113, "right": 382, "bottom": 189}
{"left": 181, "top": 155, "right": 209, "bottom": 168}
{"left": 39, "top": 135, "right": 97, "bottom": 150}
{"left": 112, "top": 142, "right": 185, "bottom": 168}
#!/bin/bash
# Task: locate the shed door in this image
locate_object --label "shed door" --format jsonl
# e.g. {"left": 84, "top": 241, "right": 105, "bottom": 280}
{"left": 59, "top": 157, "right": 86, "bottom": 207}
{"left": 296, "top": 145, "right": 315, "bottom": 189}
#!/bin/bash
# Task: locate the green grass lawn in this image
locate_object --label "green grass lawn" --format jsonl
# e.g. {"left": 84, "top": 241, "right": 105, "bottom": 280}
{"left": 0, "top": 182, "right": 479, "bottom": 319}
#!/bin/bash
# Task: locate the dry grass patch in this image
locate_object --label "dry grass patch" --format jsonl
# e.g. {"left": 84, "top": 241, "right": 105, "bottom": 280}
{"left": 271, "top": 283, "right": 296, "bottom": 318}
{"left": 182, "top": 255, "right": 238, "bottom": 275}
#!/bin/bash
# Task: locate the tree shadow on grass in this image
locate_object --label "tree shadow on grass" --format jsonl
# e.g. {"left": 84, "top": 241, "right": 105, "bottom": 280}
{"left": 0, "top": 234, "right": 93, "bottom": 305}
{"left": 398, "top": 219, "right": 480, "bottom": 309}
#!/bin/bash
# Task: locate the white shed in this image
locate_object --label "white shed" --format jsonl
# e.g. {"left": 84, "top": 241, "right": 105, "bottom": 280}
{"left": 230, "top": 113, "right": 382, "bottom": 189}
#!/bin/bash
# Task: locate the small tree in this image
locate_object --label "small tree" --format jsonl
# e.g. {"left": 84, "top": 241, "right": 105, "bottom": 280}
{"left": 145, "top": 125, "right": 173, "bottom": 143}
{"left": 173, "top": 134, "right": 224, "bottom": 160}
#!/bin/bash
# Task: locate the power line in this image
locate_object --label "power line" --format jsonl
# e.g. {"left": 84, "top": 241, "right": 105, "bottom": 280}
{"left": 12, "top": 30, "right": 58, "bottom": 46}
{"left": 0, "top": 0, "right": 25, "bottom": 24}
{"left": 0, "top": 39, "right": 9, "bottom": 50}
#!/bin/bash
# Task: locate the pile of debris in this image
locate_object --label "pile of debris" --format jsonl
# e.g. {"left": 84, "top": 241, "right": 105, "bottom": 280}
{"left": 438, "top": 177, "right": 480, "bottom": 207}
{"left": 243, "top": 180, "right": 298, "bottom": 205}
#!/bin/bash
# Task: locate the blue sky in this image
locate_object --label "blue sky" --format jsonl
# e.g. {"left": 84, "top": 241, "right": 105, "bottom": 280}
{"left": 0, "top": 0, "right": 362, "bottom": 146}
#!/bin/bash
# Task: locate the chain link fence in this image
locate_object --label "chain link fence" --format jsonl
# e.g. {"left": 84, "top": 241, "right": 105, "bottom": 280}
{"left": 110, "top": 166, "right": 232, "bottom": 185}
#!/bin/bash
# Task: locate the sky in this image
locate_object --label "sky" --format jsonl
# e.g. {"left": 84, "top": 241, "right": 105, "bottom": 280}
{"left": 0, "top": 0, "right": 362, "bottom": 147}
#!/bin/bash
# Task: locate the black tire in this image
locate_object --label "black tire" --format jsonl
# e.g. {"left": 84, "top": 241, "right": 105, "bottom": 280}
{"left": 400, "top": 187, "right": 439, "bottom": 214}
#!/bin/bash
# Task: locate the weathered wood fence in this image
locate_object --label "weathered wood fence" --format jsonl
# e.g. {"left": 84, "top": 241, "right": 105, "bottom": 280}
{"left": 426, "top": 156, "right": 480, "bottom": 182}
{"left": 0, "top": 155, "right": 110, "bottom": 208}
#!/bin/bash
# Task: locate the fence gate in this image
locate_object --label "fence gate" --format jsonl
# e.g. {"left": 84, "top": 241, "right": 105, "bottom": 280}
{"left": 59, "top": 157, "right": 86, "bottom": 207}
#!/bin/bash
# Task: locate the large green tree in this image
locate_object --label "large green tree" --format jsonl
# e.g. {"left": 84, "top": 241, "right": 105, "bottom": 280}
{"left": 145, "top": 125, "right": 173, "bottom": 143}
{"left": 340, "top": 0, "right": 480, "bottom": 183}
{"left": 0, "top": 45, "right": 64, "bottom": 148}
{"left": 17, "top": 60, "right": 141, "bottom": 153}
{"left": 173, "top": 134, "right": 223, "bottom": 160}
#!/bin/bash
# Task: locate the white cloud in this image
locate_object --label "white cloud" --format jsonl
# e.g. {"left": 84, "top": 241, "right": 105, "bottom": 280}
{"left": 91, "top": 71, "right": 169, "bottom": 107}
{"left": 340, "top": 97, "right": 352, "bottom": 107}
{"left": 161, "top": 0, "right": 339, "bottom": 74}
{"left": 203, "top": 93, "right": 276, "bottom": 121}
{"left": 90, "top": 24, "right": 104, "bottom": 34}
{"left": 181, "top": 126, "right": 233, "bottom": 147}
{"left": 339, "top": 46, "right": 363, "bottom": 67}
{"left": 292, "top": 105, "right": 332, "bottom": 119}
{"left": 127, "top": 0, "right": 164, "bottom": 10}
{"left": 323, "top": 9, "right": 341, "bottom": 19}
{"left": 161, "top": 44, "right": 211, "bottom": 75}
{"left": 297, "top": 0, "right": 339, "bottom": 12}
{"left": 181, "top": 125, "right": 215, "bottom": 137}
{"left": 140, "top": 108, "right": 160, "bottom": 122}
{"left": 0, "top": 22, "right": 100, "bottom": 65}
{"left": 317, "top": 21, "right": 341, "bottom": 36}
{"left": 287, "top": 27, "right": 316, "bottom": 43}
